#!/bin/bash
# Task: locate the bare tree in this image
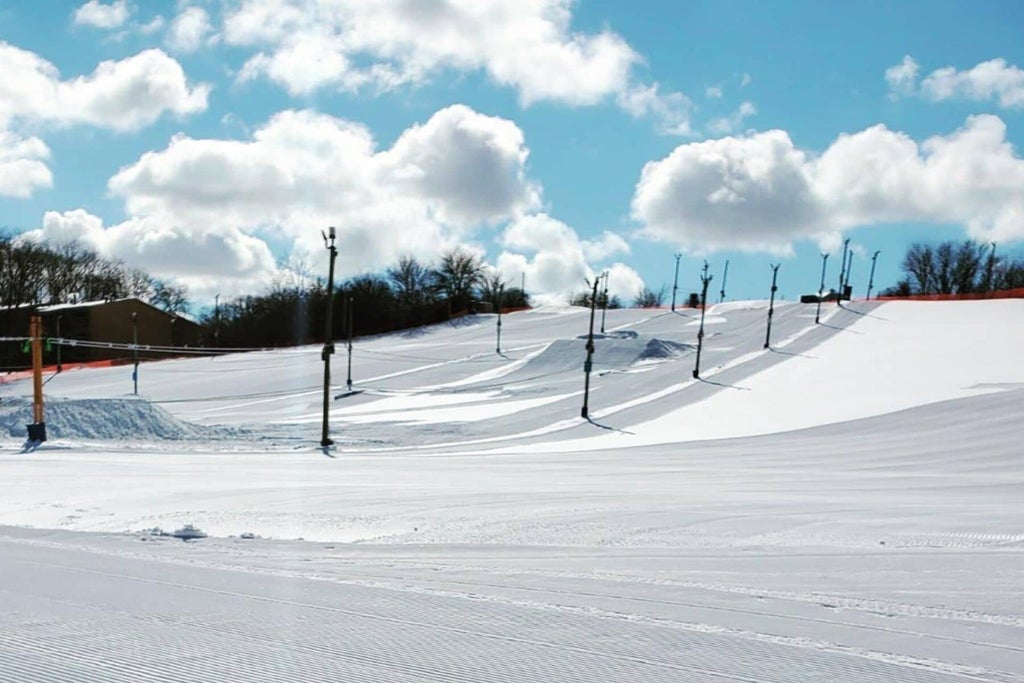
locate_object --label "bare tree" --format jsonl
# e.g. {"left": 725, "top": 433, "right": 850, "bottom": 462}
{"left": 432, "top": 248, "right": 484, "bottom": 313}
{"left": 633, "top": 285, "right": 666, "bottom": 308}
{"left": 151, "top": 280, "right": 189, "bottom": 314}
{"left": 902, "top": 243, "right": 936, "bottom": 294}
{"left": 387, "top": 255, "right": 433, "bottom": 307}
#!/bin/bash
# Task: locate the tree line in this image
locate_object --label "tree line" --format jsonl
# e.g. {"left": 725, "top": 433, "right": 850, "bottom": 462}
{"left": 882, "top": 239, "right": 1024, "bottom": 296}
{"left": 204, "top": 248, "right": 530, "bottom": 348}
{"left": 0, "top": 232, "right": 187, "bottom": 313}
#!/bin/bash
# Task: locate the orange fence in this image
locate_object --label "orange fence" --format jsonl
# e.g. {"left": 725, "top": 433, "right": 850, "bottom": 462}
{"left": 0, "top": 359, "right": 122, "bottom": 384}
{"left": 872, "top": 288, "right": 1024, "bottom": 302}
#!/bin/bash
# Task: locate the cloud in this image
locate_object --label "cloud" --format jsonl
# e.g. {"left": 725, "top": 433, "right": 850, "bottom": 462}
{"left": 166, "top": 6, "right": 216, "bottom": 53}
{"left": 0, "top": 41, "right": 209, "bottom": 198}
{"left": 581, "top": 231, "right": 630, "bottom": 262}
{"left": 705, "top": 86, "right": 723, "bottom": 99}
{"left": 706, "top": 101, "right": 756, "bottom": 135}
{"left": 603, "top": 262, "right": 645, "bottom": 303}
{"left": 0, "top": 131, "right": 52, "bottom": 198}
{"left": 0, "top": 41, "right": 210, "bottom": 131}
{"left": 222, "top": 0, "right": 689, "bottom": 133}
{"left": 496, "top": 214, "right": 639, "bottom": 304}
{"left": 922, "top": 58, "right": 1024, "bottom": 108}
{"left": 617, "top": 83, "right": 693, "bottom": 136}
{"left": 380, "top": 105, "right": 540, "bottom": 226}
{"left": 886, "top": 55, "right": 1024, "bottom": 108}
{"left": 225, "top": 0, "right": 637, "bottom": 105}
{"left": 885, "top": 54, "right": 919, "bottom": 97}
{"left": 30, "top": 105, "right": 539, "bottom": 299}
{"left": 73, "top": 0, "right": 131, "bottom": 29}
{"left": 21, "top": 209, "right": 282, "bottom": 300}
{"left": 109, "top": 105, "right": 537, "bottom": 233}
{"left": 57, "top": 49, "right": 211, "bottom": 131}
{"left": 633, "top": 114, "right": 1024, "bottom": 252}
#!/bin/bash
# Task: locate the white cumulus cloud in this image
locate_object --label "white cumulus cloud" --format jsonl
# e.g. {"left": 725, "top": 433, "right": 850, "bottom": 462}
{"left": 886, "top": 55, "right": 1024, "bottom": 108}
{"left": 0, "top": 41, "right": 209, "bottom": 198}
{"left": 707, "top": 101, "right": 756, "bottom": 135}
{"left": 222, "top": 0, "right": 688, "bottom": 133}
{"left": 496, "top": 214, "right": 639, "bottom": 304}
{"left": 885, "top": 54, "right": 919, "bottom": 97}
{"left": 33, "top": 105, "right": 545, "bottom": 299}
{"left": 73, "top": 0, "right": 131, "bottom": 29}
{"left": 0, "top": 131, "right": 52, "bottom": 198}
{"left": 225, "top": 0, "right": 637, "bottom": 105}
{"left": 166, "top": 6, "right": 216, "bottom": 53}
{"left": 22, "top": 210, "right": 282, "bottom": 300}
{"left": 633, "top": 114, "right": 1024, "bottom": 252}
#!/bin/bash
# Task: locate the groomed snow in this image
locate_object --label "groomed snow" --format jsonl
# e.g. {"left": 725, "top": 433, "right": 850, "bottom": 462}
{"left": 1, "top": 299, "right": 1022, "bottom": 682}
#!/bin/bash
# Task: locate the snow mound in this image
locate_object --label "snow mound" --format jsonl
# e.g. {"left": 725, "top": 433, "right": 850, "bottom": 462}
{"left": 638, "top": 338, "right": 692, "bottom": 360}
{"left": 0, "top": 397, "right": 210, "bottom": 440}
{"left": 506, "top": 335, "right": 693, "bottom": 377}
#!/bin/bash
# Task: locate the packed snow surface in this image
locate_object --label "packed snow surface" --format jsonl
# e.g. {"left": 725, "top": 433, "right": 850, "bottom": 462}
{"left": 1, "top": 299, "right": 1022, "bottom": 682}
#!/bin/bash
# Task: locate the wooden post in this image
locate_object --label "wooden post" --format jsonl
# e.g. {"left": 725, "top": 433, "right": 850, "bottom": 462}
{"left": 27, "top": 315, "right": 47, "bottom": 443}
{"left": 31, "top": 316, "right": 44, "bottom": 423}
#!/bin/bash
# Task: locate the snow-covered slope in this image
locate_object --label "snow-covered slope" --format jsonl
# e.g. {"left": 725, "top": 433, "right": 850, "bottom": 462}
{"left": 1, "top": 299, "right": 1022, "bottom": 682}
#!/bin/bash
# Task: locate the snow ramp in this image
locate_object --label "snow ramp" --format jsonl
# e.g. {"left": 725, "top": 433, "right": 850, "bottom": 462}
{"left": 0, "top": 397, "right": 211, "bottom": 440}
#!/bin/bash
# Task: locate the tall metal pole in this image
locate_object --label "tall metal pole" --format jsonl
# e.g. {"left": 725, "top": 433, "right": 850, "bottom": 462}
{"left": 764, "top": 264, "right": 780, "bottom": 349}
{"left": 495, "top": 285, "right": 504, "bottom": 354}
{"left": 692, "top": 261, "right": 713, "bottom": 378}
{"left": 866, "top": 250, "right": 880, "bottom": 300}
{"left": 838, "top": 238, "right": 850, "bottom": 293}
{"left": 26, "top": 315, "right": 46, "bottom": 444}
{"left": 131, "top": 312, "right": 139, "bottom": 396}
{"left": 214, "top": 293, "right": 221, "bottom": 347}
{"left": 320, "top": 227, "right": 338, "bottom": 448}
{"left": 718, "top": 259, "right": 729, "bottom": 304}
{"left": 346, "top": 296, "right": 354, "bottom": 391}
{"left": 599, "top": 271, "right": 609, "bottom": 333}
{"left": 843, "top": 249, "right": 854, "bottom": 298}
{"left": 983, "top": 242, "right": 997, "bottom": 292}
{"left": 55, "top": 315, "right": 62, "bottom": 373}
{"left": 580, "top": 277, "right": 600, "bottom": 419}
{"left": 815, "top": 253, "right": 829, "bottom": 324}
{"left": 671, "top": 253, "right": 681, "bottom": 311}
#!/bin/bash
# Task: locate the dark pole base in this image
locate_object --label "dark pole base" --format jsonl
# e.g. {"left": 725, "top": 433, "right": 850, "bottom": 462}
{"left": 580, "top": 407, "right": 588, "bottom": 418}
{"left": 320, "top": 438, "right": 334, "bottom": 447}
{"left": 26, "top": 422, "right": 47, "bottom": 443}
{"left": 692, "top": 369, "right": 699, "bottom": 379}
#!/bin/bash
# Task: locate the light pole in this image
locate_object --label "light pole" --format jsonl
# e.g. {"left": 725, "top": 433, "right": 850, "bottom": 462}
{"left": 842, "top": 249, "right": 854, "bottom": 300}
{"left": 983, "top": 242, "right": 997, "bottom": 292}
{"left": 346, "top": 296, "right": 354, "bottom": 392}
{"left": 838, "top": 238, "right": 850, "bottom": 294}
{"left": 815, "top": 253, "right": 829, "bottom": 324}
{"left": 764, "top": 263, "right": 780, "bottom": 349}
{"left": 866, "top": 250, "right": 881, "bottom": 300}
{"left": 718, "top": 259, "right": 729, "bottom": 304}
{"left": 580, "top": 276, "right": 600, "bottom": 419}
{"left": 55, "top": 314, "right": 62, "bottom": 373}
{"left": 131, "top": 311, "right": 139, "bottom": 395}
{"left": 214, "top": 293, "right": 221, "bottom": 347}
{"left": 599, "top": 271, "right": 609, "bottom": 333}
{"left": 320, "top": 227, "right": 338, "bottom": 448}
{"left": 692, "top": 261, "right": 713, "bottom": 378}
{"left": 495, "top": 284, "right": 504, "bottom": 354}
{"left": 671, "top": 253, "right": 681, "bottom": 311}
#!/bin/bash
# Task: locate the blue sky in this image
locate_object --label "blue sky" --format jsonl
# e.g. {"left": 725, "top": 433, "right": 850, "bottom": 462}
{"left": 2, "top": 1, "right": 1024, "bottom": 305}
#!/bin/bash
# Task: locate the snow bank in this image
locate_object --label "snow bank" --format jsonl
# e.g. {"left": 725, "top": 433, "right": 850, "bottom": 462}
{"left": 0, "top": 397, "right": 212, "bottom": 440}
